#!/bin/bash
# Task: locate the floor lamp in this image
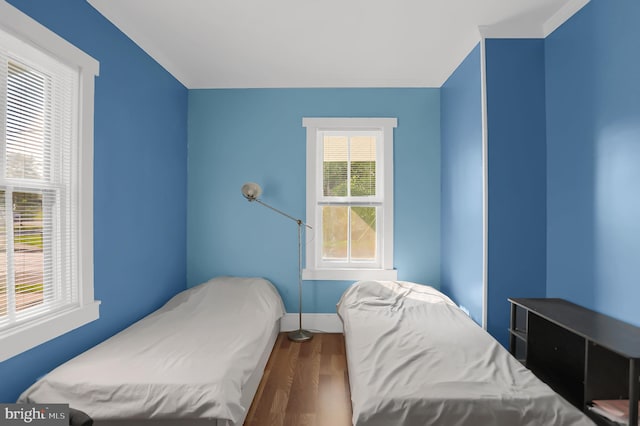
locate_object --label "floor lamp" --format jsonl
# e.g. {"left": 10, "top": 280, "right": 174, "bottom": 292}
{"left": 241, "top": 182, "right": 313, "bottom": 342}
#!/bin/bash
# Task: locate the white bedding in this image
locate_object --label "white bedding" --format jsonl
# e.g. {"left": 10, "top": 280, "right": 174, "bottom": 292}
{"left": 19, "top": 276, "right": 285, "bottom": 424}
{"left": 337, "top": 280, "right": 594, "bottom": 426}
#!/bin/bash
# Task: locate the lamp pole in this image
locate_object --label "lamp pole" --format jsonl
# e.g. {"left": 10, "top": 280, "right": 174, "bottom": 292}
{"left": 242, "top": 183, "right": 312, "bottom": 342}
{"left": 288, "top": 219, "right": 313, "bottom": 342}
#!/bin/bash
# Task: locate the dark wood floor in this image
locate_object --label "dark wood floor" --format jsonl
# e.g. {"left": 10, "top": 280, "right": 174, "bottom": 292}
{"left": 244, "top": 333, "right": 352, "bottom": 426}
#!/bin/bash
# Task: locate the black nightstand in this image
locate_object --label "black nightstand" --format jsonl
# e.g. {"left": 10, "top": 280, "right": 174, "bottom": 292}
{"left": 508, "top": 298, "right": 640, "bottom": 426}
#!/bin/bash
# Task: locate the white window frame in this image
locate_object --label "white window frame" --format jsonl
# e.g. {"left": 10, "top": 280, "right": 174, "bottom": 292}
{"left": 302, "top": 117, "right": 398, "bottom": 281}
{"left": 0, "top": 1, "right": 100, "bottom": 362}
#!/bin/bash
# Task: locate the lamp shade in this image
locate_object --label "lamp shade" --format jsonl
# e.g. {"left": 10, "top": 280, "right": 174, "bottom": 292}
{"left": 241, "top": 182, "right": 262, "bottom": 201}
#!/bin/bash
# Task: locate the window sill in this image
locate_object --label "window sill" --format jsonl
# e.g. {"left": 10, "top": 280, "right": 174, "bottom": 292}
{"left": 0, "top": 301, "right": 101, "bottom": 362}
{"left": 302, "top": 268, "right": 398, "bottom": 281}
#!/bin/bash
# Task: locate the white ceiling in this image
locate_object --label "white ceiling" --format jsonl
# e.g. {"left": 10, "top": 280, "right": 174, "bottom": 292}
{"left": 87, "top": 0, "right": 588, "bottom": 89}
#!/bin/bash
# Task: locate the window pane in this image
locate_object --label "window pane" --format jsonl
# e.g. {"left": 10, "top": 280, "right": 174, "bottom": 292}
{"left": 13, "top": 192, "right": 44, "bottom": 312}
{"left": 350, "top": 136, "right": 376, "bottom": 197}
{"left": 322, "top": 206, "right": 348, "bottom": 260}
{"left": 0, "top": 192, "right": 6, "bottom": 318}
{"left": 351, "top": 207, "right": 376, "bottom": 260}
{"left": 6, "top": 61, "right": 48, "bottom": 181}
{"left": 323, "top": 136, "right": 348, "bottom": 196}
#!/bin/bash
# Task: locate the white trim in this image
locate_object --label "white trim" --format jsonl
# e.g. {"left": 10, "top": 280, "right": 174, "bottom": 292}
{"left": 302, "top": 268, "right": 397, "bottom": 281}
{"left": 303, "top": 117, "right": 397, "bottom": 280}
{"left": 542, "top": 0, "right": 590, "bottom": 37}
{"left": 305, "top": 122, "right": 318, "bottom": 273}
{"left": 79, "top": 61, "right": 97, "bottom": 304}
{"left": 302, "top": 117, "right": 397, "bottom": 131}
{"left": 0, "top": 302, "right": 100, "bottom": 362}
{"left": 477, "top": 0, "right": 589, "bottom": 40}
{"left": 480, "top": 37, "right": 489, "bottom": 331}
{"left": 0, "top": 1, "right": 99, "bottom": 75}
{"left": 381, "top": 121, "right": 395, "bottom": 272}
{"left": 478, "top": 23, "right": 544, "bottom": 39}
{"left": 280, "top": 313, "right": 343, "bottom": 333}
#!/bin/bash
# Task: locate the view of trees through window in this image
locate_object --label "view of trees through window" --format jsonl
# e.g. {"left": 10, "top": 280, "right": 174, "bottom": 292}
{"left": 0, "top": 191, "right": 45, "bottom": 316}
{"left": 322, "top": 135, "right": 377, "bottom": 261}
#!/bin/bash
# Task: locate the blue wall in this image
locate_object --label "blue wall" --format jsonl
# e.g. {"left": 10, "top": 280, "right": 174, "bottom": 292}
{"left": 187, "top": 88, "right": 441, "bottom": 313}
{"left": 545, "top": 0, "right": 640, "bottom": 325}
{"left": 440, "top": 45, "right": 483, "bottom": 324}
{"left": 485, "top": 39, "right": 547, "bottom": 346}
{"left": 0, "top": 0, "right": 188, "bottom": 402}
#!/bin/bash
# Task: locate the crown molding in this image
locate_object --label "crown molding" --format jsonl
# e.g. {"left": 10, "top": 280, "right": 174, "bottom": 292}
{"left": 478, "top": 23, "right": 544, "bottom": 39}
{"left": 479, "top": 0, "right": 590, "bottom": 39}
{"left": 543, "top": 0, "right": 590, "bottom": 37}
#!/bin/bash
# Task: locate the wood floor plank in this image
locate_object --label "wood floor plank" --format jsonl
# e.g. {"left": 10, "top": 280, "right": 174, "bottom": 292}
{"left": 245, "top": 334, "right": 301, "bottom": 426}
{"left": 286, "top": 335, "right": 321, "bottom": 415}
{"left": 266, "top": 411, "right": 285, "bottom": 426}
{"left": 317, "top": 373, "right": 351, "bottom": 426}
{"left": 244, "top": 333, "right": 352, "bottom": 426}
{"left": 283, "top": 413, "right": 316, "bottom": 426}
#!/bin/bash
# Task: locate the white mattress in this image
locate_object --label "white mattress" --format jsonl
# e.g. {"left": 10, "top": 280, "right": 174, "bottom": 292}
{"left": 19, "top": 276, "right": 285, "bottom": 424}
{"left": 91, "top": 320, "right": 280, "bottom": 426}
{"left": 337, "top": 280, "right": 594, "bottom": 426}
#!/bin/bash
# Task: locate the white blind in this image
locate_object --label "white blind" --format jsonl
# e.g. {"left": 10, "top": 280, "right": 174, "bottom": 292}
{"left": 321, "top": 131, "right": 380, "bottom": 201}
{"left": 0, "top": 28, "right": 79, "bottom": 331}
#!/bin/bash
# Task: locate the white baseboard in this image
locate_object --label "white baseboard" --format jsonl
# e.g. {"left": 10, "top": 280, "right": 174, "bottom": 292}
{"left": 280, "top": 313, "right": 343, "bottom": 333}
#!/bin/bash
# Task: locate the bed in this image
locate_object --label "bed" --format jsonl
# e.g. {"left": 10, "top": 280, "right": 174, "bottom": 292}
{"left": 19, "top": 276, "right": 285, "bottom": 426}
{"left": 337, "top": 280, "right": 595, "bottom": 426}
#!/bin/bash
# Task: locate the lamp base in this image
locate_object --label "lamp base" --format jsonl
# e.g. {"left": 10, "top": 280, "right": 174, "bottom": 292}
{"left": 288, "top": 328, "right": 313, "bottom": 342}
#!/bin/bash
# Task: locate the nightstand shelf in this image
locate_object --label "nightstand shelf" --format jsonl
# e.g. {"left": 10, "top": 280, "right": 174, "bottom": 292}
{"left": 509, "top": 328, "right": 527, "bottom": 342}
{"left": 508, "top": 298, "right": 640, "bottom": 426}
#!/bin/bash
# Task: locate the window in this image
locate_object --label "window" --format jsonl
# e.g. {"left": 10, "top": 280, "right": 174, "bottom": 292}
{"left": 302, "top": 118, "right": 397, "bottom": 281}
{"left": 0, "top": 2, "right": 100, "bottom": 362}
